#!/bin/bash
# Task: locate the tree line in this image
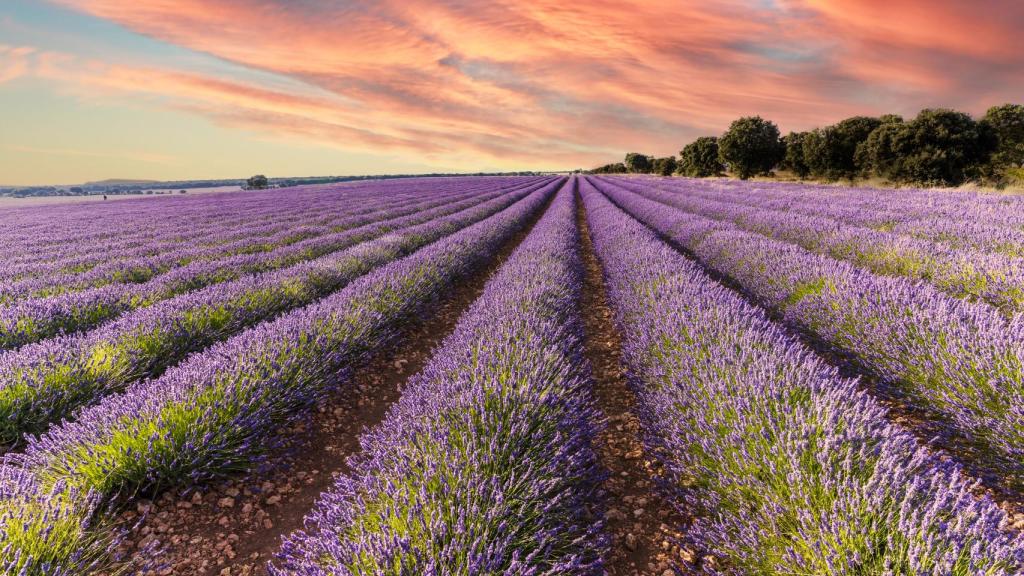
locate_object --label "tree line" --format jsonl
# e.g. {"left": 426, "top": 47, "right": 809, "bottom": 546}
{"left": 590, "top": 104, "right": 1024, "bottom": 187}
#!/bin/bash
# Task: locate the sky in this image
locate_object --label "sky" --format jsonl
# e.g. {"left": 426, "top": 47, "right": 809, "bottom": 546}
{"left": 1, "top": 0, "right": 1022, "bottom": 186}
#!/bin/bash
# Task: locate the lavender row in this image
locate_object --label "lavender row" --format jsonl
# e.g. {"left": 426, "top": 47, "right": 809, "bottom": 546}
{"left": 649, "top": 175, "right": 1024, "bottom": 232}
{"left": 0, "top": 185, "right": 513, "bottom": 349}
{"left": 0, "top": 179, "right": 522, "bottom": 294}
{"left": 604, "top": 177, "right": 1024, "bottom": 314}
{"left": 592, "top": 178, "right": 1024, "bottom": 483}
{"left": 0, "top": 177, "right": 468, "bottom": 254}
{"left": 677, "top": 177, "right": 1024, "bottom": 260}
{"left": 2, "top": 177, "right": 545, "bottom": 255}
{"left": 0, "top": 178, "right": 559, "bottom": 575}
{"left": 582, "top": 179, "right": 1024, "bottom": 574}
{"left": 0, "top": 193, "right": 417, "bottom": 300}
{"left": 1, "top": 177, "right": 542, "bottom": 277}
{"left": 628, "top": 176, "right": 1024, "bottom": 257}
{"left": 1, "top": 178, "right": 544, "bottom": 283}
{"left": 1, "top": 183, "right": 374, "bottom": 263}
{"left": 272, "top": 180, "right": 606, "bottom": 575}
{"left": 0, "top": 189, "right": 409, "bottom": 285}
{"left": 0, "top": 182, "right": 551, "bottom": 449}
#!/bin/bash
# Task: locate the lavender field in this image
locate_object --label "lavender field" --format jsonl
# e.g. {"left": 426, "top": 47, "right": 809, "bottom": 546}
{"left": 2, "top": 175, "right": 1024, "bottom": 575}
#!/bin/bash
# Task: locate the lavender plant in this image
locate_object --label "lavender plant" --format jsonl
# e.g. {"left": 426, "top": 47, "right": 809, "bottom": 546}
{"left": 603, "top": 176, "right": 1024, "bottom": 314}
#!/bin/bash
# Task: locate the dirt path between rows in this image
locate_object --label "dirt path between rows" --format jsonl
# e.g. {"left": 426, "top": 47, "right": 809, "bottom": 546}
{"left": 575, "top": 192, "right": 695, "bottom": 576}
{"left": 105, "top": 189, "right": 558, "bottom": 576}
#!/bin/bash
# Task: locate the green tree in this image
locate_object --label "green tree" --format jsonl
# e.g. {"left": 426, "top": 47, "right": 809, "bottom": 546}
{"left": 802, "top": 116, "right": 882, "bottom": 180}
{"left": 624, "top": 153, "right": 654, "bottom": 174}
{"left": 858, "top": 109, "right": 996, "bottom": 186}
{"left": 591, "top": 163, "right": 628, "bottom": 174}
{"left": 856, "top": 120, "right": 905, "bottom": 180}
{"left": 718, "top": 116, "right": 784, "bottom": 179}
{"left": 982, "top": 104, "right": 1024, "bottom": 172}
{"left": 652, "top": 156, "right": 678, "bottom": 176}
{"left": 780, "top": 131, "right": 811, "bottom": 178}
{"left": 246, "top": 175, "right": 269, "bottom": 189}
{"left": 679, "top": 137, "right": 723, "bottom": 177}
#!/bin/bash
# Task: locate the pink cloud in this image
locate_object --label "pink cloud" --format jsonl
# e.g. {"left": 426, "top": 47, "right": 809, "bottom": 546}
{"left": 40, "top": 0, "right": 1024, "bottom": 167}
{"left": 0, "top": 44, "right": 37, "bottom": 83}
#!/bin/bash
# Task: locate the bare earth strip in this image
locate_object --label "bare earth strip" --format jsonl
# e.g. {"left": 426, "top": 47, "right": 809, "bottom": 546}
{"left": 575, "top": 192, "right": 695, "bottom": 576}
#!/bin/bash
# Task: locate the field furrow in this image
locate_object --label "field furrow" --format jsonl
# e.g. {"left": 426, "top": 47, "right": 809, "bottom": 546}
{"left": 575, "top": 186, "right": 691, "bottom": 575}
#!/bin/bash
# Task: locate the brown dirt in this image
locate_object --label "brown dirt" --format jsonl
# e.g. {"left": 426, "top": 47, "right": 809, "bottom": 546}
{"left": 102, "top": 189, "right": 558, "bottom": 576}
{"left": 575, "top": 192, "right": 696, "bottom": 576}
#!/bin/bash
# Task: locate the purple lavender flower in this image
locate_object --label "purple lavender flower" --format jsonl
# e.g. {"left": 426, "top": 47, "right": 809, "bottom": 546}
{"left": 580, "top": 177, "right": 1024, "bottom": 575}
{"left": 272, "top": 179, "right": 607, "bottom": 575}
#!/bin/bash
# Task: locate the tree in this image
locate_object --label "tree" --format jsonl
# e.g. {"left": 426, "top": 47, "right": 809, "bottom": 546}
{"left": 780, "top": 131, "right": 811, "bottom": 178}
{"left": 624, "top": 153, "right": 654, "bottom": 174}
{"left": 982, "top": 104, "right": 1024, "bottom": 172}
{"left": 652, "top": 156, "right": 678, "bottom": 176}
{"left": 718, "top": 116, "right": 784, "bottom": 179}
{"left": 858, "top": 109, "right": 996, "bottom": 186}
{"left": 246, "top": 174, "right": 269, "bottom": 189}
{"left": 679, "top": 137, "right": 723, "bottom": 177}
{"left": 802, "top": 116, "right": 882, "bottom": 180}
{"left": 856, "top": 120, "right": 905, "bottom": 180}
{"left": 591, "top": 162, "right": 628, "bottom": 174}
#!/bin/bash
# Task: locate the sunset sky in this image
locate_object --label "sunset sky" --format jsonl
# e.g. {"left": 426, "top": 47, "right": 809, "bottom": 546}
{"left": 1, "top": 0, "right": 1022, "bottom": 185}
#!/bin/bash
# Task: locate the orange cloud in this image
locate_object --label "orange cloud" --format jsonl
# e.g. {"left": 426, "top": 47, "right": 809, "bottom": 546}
{"left": 0, "top": 45, "right": 36, "bottom": 83}
{"left": 39, "top": 0, "right": 1024, "bottom": 167}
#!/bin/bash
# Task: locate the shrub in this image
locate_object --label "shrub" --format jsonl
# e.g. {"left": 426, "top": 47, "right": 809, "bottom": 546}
{"left": 983, "top": 104, "right": 1024, "bottom": 176}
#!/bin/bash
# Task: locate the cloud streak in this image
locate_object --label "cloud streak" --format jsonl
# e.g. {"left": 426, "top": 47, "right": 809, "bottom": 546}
{"left": 29, "top": 0, "right": 1024, "bottom": 168}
